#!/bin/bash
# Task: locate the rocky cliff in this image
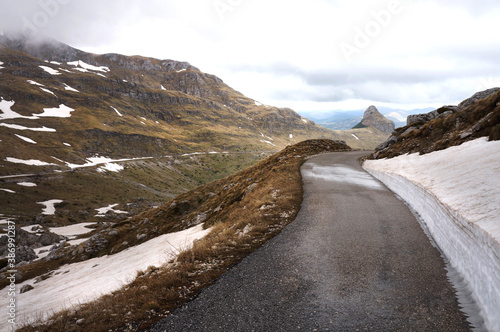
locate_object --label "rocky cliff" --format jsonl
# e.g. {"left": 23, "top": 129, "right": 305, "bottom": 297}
{"left": 372, "top": 89, "right": 500, "bottom": 158}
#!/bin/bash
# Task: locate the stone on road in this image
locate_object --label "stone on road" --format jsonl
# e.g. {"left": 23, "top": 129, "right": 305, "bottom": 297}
{"left": 150, "top": 151, "right": 471, "bottom": 331}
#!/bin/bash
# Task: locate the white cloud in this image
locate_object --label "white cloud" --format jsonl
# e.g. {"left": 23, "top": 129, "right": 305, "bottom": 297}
{"left": 2, "top": 0, "right": 500, "bottom": 111}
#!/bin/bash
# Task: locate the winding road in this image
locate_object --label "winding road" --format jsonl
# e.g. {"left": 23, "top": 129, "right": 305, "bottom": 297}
{"left": 149, "top": 151, "right": 471, "bottom": 331}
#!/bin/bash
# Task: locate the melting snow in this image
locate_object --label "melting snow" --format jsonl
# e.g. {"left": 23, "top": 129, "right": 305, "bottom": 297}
{"left": 351, "top": 134, "right": 360, "bottom": 140}
{"left": 97, "top": 163, "right": 124, "bottom": 173}
{"left": 363, "top": 137, "right": 500, "bottom": 331}
{"left": 65, "top": 156, "right": 152, "bottom": 169}
{"left": 0, "top": 123, "right": 56, "bottom": 132}
{"left": 95, "top": 204, "right": 127, "bottom": 217}
{"left": 36, "top": 104, "right": 74, "bottom": 118}
{"left": 0, "top": 60, "right": 3, "bottom": 69}
{"left": 63, "top": 142, "right": 71, "bottom": 147}
{"left": 67, "top": 60, "right": 110, "bottom": 73}
{"left": 37, "top": 199, "right": 63, "bottom": 215}
{"left": 0, "top": 99, "right": 37, "bottom": 120}
{"left": 161, "top": 85, "right": 166, "bottom": 90}
{"left": 17, "top": 182, "right": 37, "bottom": 187}
{"left": 110, "top": 106, "right": 123, "bottom": 116}
{"left": 5, "top": 157, "right": 57, "bottom": 166}
{"left": 27, "top": 80, "right": 44, "bottom": 86}
{"left": 39, "top": 66, "right": 61, "bottom": 75}
{"left": 14, "top": 134, "right": 37, "bottom": 144}
{"left": 39, "top": 87, "right": 57, "bottom": 97}
{"left": 0, "top": 188, "right": 15, "bottom": 193}
{"left": 0, "top": 224, "right": 210, "bottom": 326}
{"left": 63, "top": 83, "right": 79, "bottom": 92}
{"left": 49, "top": 222, "right": 96, "bottom": 238}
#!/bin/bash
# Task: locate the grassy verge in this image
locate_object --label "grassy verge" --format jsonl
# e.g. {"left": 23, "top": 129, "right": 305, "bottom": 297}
{"left": 17, "top": 139, "right": 350, "bottom": 332}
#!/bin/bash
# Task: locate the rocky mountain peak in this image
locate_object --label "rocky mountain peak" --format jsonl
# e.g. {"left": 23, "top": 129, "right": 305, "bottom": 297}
{"left": 352, "top": 105, "right": 395, "bottom": 134}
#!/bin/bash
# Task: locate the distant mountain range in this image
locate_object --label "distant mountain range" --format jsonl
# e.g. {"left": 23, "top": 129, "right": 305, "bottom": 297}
{"left": 298, "top": 107, "right": 435, "bottom": 130}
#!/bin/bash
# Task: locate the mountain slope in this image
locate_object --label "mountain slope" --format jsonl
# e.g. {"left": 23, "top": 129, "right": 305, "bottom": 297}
{"left": 352, "top": 105, "right": 395, "bottom": 134}
{"left": 1, "top": 36, "right": 353, "bottom": 229}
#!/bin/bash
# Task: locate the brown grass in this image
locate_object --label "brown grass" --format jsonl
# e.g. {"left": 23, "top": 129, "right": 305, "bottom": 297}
{"left": 17, "top": 139, "right": 350, "bottom": 332}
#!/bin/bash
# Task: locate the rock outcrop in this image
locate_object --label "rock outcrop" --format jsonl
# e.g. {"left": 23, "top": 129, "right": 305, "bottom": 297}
{"left": 352, "top": 106, "right": 395, "bottom": 134}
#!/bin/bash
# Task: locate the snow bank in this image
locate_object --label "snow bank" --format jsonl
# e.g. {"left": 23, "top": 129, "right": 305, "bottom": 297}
{"left": 363, "top": 138, "right": 500, "bottom": 331}
{"left": 0, "top": 224, "right": 210, "bottom": 326}
{"left": 0, "top": 61, "right": 4, "bottom": 69}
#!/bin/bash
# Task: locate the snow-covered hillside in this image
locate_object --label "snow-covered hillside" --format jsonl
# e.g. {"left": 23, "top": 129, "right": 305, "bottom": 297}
{"left": 0, "top": 224, "right": 210, "bottom": 328}
{"left": 363, "top": 137, "right": 500, "bottom": 332}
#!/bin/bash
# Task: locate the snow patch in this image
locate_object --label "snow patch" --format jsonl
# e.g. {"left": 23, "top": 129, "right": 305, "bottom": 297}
{"left": 0, "top": 188, "right": 15, "bottom": 193}
{"left": 0, "top": 224, "right": 210, "bottom": 326}
{"left": 27, "top": 80, "right": 44, "bottom": 86}
{"left": 289, "top": 134, "right": 293, "bottom": 139}
{"left": 0, "top": 98, "right": 37, "bottom": 120}
{"left": 110, "top": 106, "right": 123, "bottom": 116}
{"left": 40, "top": 87, "right": 57, "bottom": 97}
{"left": 14, "top": 134, "right": 37, "bottom": 144}
{"left": 351, "top": 134, "right": 360, "bottom": 140}
{"left": 63, "top": 142, "right": 71, "bottom": 147}
{"left": 363, "top": 137, "right": 500, "bottom": 331}
{"left": 97, "top": 163, "right": 124, "bottom": 173}
{"left": 63, "top": 83, "right": 79, "bottom": 92}
{"left": 67, "top": 60, "right": 110, "bottom": 73}
{"left": 39, "top": 66, "right": 61, "bottom": 75}
{"left": 5, "top": 157, "right": 57, "bottom": 166}
{"left": 65, "top": 156, "right": 152, "bottom": 169}
{"left": 37, "top": 199, "right": 63, "bottom": 215}
{"left": 161, "top": 85, "right": 166, "bottom": 90}
{"left": 0, "top": 60, "right": 3, "bottom": 69}
{"left": 17, "top": 182, "right": 37, "bottom": 187}
{"left": 95, "top": 204, "right": 127, "bottom": 217}
{"left": 0, "top": 123, "right": 56, "bottom": 132}
{"left": 49, "top": 222, "right": 96, "bottom": 238}
{"left": 36, "top": 104, "right": 74, "bottom": 118}
{"left": 177, "top": 68, "right": 186, "bottom": 73}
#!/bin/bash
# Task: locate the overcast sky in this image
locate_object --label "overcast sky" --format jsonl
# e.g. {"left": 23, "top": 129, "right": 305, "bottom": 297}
{"left": 1, "top": 0, "right": 500, "bottom": 112}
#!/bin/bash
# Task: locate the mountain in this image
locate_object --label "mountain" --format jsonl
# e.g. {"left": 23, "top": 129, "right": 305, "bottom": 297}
{"left": 298, "top": 107, "right": 434, "bottom": 130}
{"left": 352, "top": 105, "right": 395, "bottom": 134}
{"left": 1, "top": 36, "right": 351, "bottom": 226}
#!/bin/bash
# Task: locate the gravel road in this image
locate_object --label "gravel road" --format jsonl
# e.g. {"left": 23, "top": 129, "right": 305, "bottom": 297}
{"left": 149, "top": 151, "right": 471, "bottom": 331}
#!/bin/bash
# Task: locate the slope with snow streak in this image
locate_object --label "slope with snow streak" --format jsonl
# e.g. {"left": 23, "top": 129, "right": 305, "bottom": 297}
{"left": 0, "top": 224, "right": 210, "bottom": 327}
{"left": 363, "top": 137, "right": 500, "bottom": 332}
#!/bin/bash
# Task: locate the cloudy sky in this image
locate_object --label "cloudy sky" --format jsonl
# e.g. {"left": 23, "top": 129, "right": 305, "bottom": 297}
{"left": 1, "top": 0, "right": 500, "bottom": 112}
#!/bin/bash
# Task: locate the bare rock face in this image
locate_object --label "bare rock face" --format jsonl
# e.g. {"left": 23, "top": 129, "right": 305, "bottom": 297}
{"left": 353, "top": 106, "right": 395, "bottom": 134}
